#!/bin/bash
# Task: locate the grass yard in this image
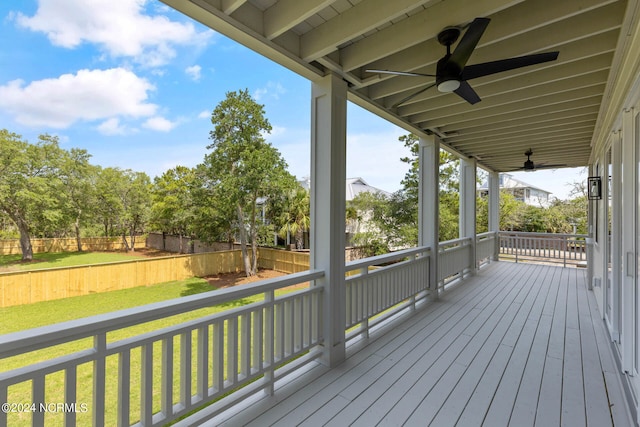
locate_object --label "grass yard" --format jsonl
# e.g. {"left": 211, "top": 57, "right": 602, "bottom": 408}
{"left": 0, "top": 270, "right": 296, "bottom": 426}
{"left": 0, "top": 250, "right": 148, "bottom": 272}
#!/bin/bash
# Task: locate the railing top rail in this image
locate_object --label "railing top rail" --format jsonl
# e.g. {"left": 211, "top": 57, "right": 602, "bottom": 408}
{"left": 498, "top": 231, "right": 588, "bottom": 239}
{"left": 476, "top": 231, "right": 498, "bottom": 239}
{"left": 345, "top": 246, "right": 431, "bottom": 272}
{"left": 0, "top": 269, "right": 324, "bottom": 360}
{"left": 439, "top": 236, "right": 473, "bottom": 248}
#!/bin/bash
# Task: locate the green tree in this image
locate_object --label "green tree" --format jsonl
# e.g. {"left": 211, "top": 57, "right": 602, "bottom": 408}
{"left": 0, "top": 130, "right": 66, "bottom": 260}
{"left": 150, "top": 166, "right": 198, "bottom": 253}
{"left": 58, "top": 148, "right": 98, "bottom": 251}
{"left": 117, "top": 170, "right": 152, "bottom": 251}
{"left": 95, "top": 167, "right": 125, "bottom": 238}
{"left": 94, "top": 167, "right": 151, "bottom": 250}
{"left": 393, "top": 134, "right": 461, "bottom": 244}
{"left": 273, "top": 186, "right": 310, "bottom": 250}
{"left": 203, "top": 89, "right": 296, "bottom": 276}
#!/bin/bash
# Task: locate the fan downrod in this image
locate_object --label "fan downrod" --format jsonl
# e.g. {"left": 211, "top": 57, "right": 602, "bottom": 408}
{"left": 437, "top": 27, "right": 461, "bottom": 47}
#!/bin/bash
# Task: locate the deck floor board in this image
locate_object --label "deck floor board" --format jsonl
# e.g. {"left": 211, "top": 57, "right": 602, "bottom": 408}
{"left": 205, "top": 262, "right": 634, "bottom": 427}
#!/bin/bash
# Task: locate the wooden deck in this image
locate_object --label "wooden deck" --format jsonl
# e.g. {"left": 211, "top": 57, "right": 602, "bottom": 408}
{"left": 204, "top": 262, "right": 634, "bottom": 426}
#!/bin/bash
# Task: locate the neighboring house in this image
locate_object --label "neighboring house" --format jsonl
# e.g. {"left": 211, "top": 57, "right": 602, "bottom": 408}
{"left": 479, "top": 173, "right": 552, "bottom": 207}
{"left": 298, "top": 176, "right": 390, "bottom": 243}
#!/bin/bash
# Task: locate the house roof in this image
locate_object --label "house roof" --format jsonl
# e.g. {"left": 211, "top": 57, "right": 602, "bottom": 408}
{"left": 298, "top": 177, "right": 390, "bottom": 201}
{"left": 478, "top": 173, "right": 552, "bottom": 195}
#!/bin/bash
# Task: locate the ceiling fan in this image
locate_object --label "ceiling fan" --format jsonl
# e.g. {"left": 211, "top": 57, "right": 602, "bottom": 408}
{"left": 513, "top": 149, "right": 567, "bottom": 172}
{"left": 366, "top": 17, "right": 559, "bottom": 108}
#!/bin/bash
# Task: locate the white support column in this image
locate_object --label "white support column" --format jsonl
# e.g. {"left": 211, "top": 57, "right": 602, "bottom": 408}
{"left": 488, "top": 171, "right": 500, "bottom": 261}
{"left": 612, "top": 131, "right": 623, "bottom": 343}
{"left": 621, "top": 108, "right": 636, "bottom": 374}
{"left": 460, "top": 157, "right": 477, "bottom": 274}
{"left": 310, "top": 73, "right": 347, "bottom": 367}
{"left": 418, "top": 135, "right": 439, "bottom": 298}
{"left": 587, "top": 164, "right": 595, "bottom": 290}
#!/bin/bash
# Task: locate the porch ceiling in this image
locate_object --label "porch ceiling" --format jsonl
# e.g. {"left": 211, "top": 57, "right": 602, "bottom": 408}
{"left": 162, "top": 0, "right": 633, "bottom": 173}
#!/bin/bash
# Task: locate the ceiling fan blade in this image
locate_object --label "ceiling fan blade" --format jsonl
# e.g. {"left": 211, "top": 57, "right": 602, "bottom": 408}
{"left": 453, "top": 81, "right": 481, "bottom": 104}
{"left": 449, "top": 17, "right": 491, "bottom": 69}
{"left": 366, "top": 69, "right": 436, "bottom": 77}
{"left": 392, "top": 82, "right": 437, "bottom": 108}
{"left": 461, "top": 52, "right": 559, "bottom": 80}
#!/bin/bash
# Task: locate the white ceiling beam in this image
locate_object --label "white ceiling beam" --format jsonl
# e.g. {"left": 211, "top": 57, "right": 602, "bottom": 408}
{"left": 447, "top": 115, "right": 597, "bottom": 142}
{"left": 222, "top": 0, "right": 247, "bottom": 15}
{"left": 339, "top": 0, "right": 522, "bottom": 72}
{"left": 466, "top": 136, "right": 593, "bottom": 156}
{"left": 591, "top": 0, "right": 640, "bottom": 155}
{"left": 449, "top": 106, "right": 600, "bottom": 136}
{"left": 428, "top": 96, "right": 602, "bottom": 131}
{"left": 161, "top": 0, "right": 323, "bottom": 80}
{"left": 415, "top": 85, "right": 604, "bottom": 127}
{"left": 264, "top": 0, "right": 336, "bottom": 40}
{"left": 300, "top": 0, "right": 441, "bottom": 61}
{"left": 452, "top": 124, "right": 596, "bottom": 147}
{"left": 464, "top": 139, "right": 593, "bottom": 160}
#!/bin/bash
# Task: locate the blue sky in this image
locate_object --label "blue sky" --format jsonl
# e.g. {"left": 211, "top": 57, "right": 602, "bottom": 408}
{"left": 0, "top": 0, "right": 583, "bottom": 198}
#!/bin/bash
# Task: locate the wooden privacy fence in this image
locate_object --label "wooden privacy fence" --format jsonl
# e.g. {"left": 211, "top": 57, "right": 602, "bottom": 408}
{"left": 0, "top": 237, "right": 145, "bottom": 255}
{"left": 257, "top": 248, "right": 310, "bottom": 273}
{"left": 0, "top": 250, "right": 244, "bottom": 307}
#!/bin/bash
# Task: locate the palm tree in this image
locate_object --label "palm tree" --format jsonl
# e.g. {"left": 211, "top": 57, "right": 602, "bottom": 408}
{"left": 278, "top": 186, "right": 310, "bottom": 250}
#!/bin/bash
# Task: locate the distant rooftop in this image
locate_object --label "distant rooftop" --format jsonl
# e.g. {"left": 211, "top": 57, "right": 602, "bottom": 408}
{"left": 479, "top": 173, "right": 552, "bottom": 196}
{"left": 298, "top": 177, "right": 390, "bottom": 201}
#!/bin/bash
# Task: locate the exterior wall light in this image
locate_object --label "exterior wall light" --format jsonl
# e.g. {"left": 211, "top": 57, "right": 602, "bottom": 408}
{"left": 588, "top": 176, "right": 602, "bottom": 200}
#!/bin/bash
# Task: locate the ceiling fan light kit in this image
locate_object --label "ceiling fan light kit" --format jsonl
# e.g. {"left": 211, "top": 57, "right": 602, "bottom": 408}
{"left": 437, "top": 79, "right": 460, "bottom": 92}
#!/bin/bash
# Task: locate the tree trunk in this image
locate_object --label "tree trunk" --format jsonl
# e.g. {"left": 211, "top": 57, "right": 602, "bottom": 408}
{"left": 121, "top": 234, "right": 132, "bottom": 251}
{"left": 130, "top": 233, "right": 136, "bottom": 252}
{"left": 236, "top": 205, "right": 253, "bottom": 276}
{"left": 75, "top": 214, "right": 83, "bottom": 252}
{"left": 296, "top": 229, "right": 304, "bottom": 250}
{"left": 16, "top": 219, "right": 33, "bottom": 261}
{"left": 249, "top": 193, "right": 258, "bottom": 275}
{"left": 251, "top": 235, "right": 258, "bottom": 275}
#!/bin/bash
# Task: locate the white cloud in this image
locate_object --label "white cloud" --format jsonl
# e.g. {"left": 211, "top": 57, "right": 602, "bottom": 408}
{"left": 261, "top": 125, "right": 287, "bottom": 139}
{"left": 14, "top": 0, "right": 213, "bottom": 67}
{"left": 97, "top": 118, "right": 127, "bottom": 135}
{"left": 346, "top": 129, "right": 410, "bottom": 192}
{"left": 198, "top": 110, "right": 210, "bottom": 119}
{"left": 185, "top": 65, "right": 202, "bottom": 81}
{"left": 254, "top": 81, "right": 286, "bottom": 101}
{"left": 0, "top": 68, "right": 157, "bottom": 128}
{"left": 143, "top": 116, "right": 177, "bottom": 132}
{"left": 268, "top": 125, "right": 287, "bottom": 137}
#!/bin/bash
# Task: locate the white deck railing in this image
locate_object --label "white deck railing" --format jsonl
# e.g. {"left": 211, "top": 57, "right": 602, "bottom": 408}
{"left": 0, "top": 270, "right": 323, "bottom": 427}
{"left": 0, "top": 238, "right": 487, "bottom": 426}
{"left": 476, "top": 231, "right": 498, "bottom": 267}
{"left": 499, "top": 231, "right": 588, "bottom": 267}
{"left": 438, "top": 237, "right": 474, "bottom": 285}
{"left": 344, "top": 246, "right": 430, "bottom": 342}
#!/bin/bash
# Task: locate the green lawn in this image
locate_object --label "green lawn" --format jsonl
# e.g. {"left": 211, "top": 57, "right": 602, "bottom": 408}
{"left": 0, "top": 276, "right": 216, "bottom": 334}
{"left": 0, "top": 274, "right": 291, "bottom": 426}
{"left": 0, "top": 251, "right": 146, "bottom": 272}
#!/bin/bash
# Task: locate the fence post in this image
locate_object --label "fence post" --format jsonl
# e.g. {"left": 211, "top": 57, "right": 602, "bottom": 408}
{"left": 563, "top": 236, "right": 567, "bottom": 268}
